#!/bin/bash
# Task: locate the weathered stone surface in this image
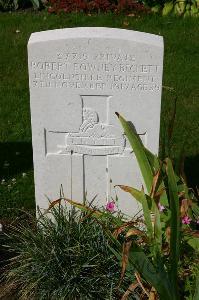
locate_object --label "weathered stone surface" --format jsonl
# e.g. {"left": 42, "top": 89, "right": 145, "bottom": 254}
{"left": 28, "top": 27, "right": 164, "bottom": 216}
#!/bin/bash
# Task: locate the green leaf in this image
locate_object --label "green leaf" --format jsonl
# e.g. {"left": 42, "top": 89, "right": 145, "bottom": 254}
{"left": 151, "top": 4, "right": 161, "bottom": 13}
{"left": 116, "top": 185, "right": 152, "bottom": 208}
{"left": 116, "top": 185, "right": 155, "bottom": 242}
{"left": 116, "top": 185, "right": 163, "bottom": 259}
{"left": 144, "top": 147, "right": 160, "bottom": 173}
{"left": 187, "top": 237, "right": 199, "bottom": 252}
{"left": 109, "top": 241, "right": 173, "bottom": 299}
{"left": 13, "top": 0, "right": 19, "bottom": 10}
{"left": 140, "top": 188, "right": 153, "bottom": 241}
{"left": 192, "top": 203, "right": 199, "bottom": 218}
{"left": 166, "top": 158, "right": 180, "bottom": 298}
{"left": 153, "top": 204, "right": 162, "bottom": 257}
{"left": 144, "top": 149, "right": 168, "bottom": 206}
{"left": 116, "top": 113, "right": 153, "bottom": 194}
{"left": 128, "top": 244, "right": 173, "bottom": 300}
{"left": 162, "top": 2, "right": 174, "bottom": 16}
{"left": 31, "top": 0, "right": 40, "bottom": 9}
{"left": 193, "top": 273, "right": 199, "bottom": 300}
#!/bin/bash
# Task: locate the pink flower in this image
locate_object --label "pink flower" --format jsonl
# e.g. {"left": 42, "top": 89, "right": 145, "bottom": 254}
{"left": 196, "top": 219, "right": 199, "bottom": 224}
{"left": 106, "top": 201, "right": 115, "bottom": 212}
{"left": 158, "top": 203, "right": 165, "bottom": 212}
{"left": 182, "top": 216, "right": 192, "bottom": 225}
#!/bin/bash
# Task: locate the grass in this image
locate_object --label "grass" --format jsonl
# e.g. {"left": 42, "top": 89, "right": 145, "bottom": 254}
{"left": 0, "top": 11, "right": 199, "bottom": 220}
{"left": 1, "top": 206, "right": 133, "bottom": 299}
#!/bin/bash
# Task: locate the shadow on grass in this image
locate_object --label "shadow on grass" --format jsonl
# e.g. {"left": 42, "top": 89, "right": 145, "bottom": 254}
{"left": 0, "top": 142, "right": 33, "bottom": 179}
{"left": 0, "top": 142, "right": 35, "bottom": 222}
{"left": 184, "top": 155, "right": 199, "bottom": 196}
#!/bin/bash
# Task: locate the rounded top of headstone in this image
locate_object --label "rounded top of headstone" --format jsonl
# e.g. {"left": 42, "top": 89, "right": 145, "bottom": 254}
{"left": 28, "top": 27, "right": 163, "bottom": 48}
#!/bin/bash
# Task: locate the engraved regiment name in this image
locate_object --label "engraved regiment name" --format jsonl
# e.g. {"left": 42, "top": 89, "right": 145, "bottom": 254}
{"left": 30, "top": 49, "right": 161, "bottom": 92}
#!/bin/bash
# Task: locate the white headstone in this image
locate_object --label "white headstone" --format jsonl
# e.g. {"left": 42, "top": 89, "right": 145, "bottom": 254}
{"left": 28, "top": 27, "right": 163, "bottom": 216}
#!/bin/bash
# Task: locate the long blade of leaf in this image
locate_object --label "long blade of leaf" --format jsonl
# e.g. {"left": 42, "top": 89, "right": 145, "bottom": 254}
{"left": 46, "top": 197, "right": 103, "bottom": 218}
{"left": 153, "top": 204, "right": 162, "bottom": 258}
{"left": 116, "top": 185, "right": 152, "bottom": 209}
{"left": 109, "top": 239, "right": 173, "bottom": 300}
{"left": 135, "top": 272, "right": 150, "bottom": 297}
{"left": 193, "top": 274, "right": 199, "bottom": 300}
{"left": 144, "top": 147, "right": 160, "bottom": 173}
{"left": 144, "top": 149, "right": 168, "bottom": 206}
{"left": 116, "top": 113, "right": 153, "bottom": 193}
{"left": 140, "top": 187, "right": 154, "bottom": 241}
{"left": 150, "top": 168, "right": 161, "bottom": 198}
{"left": 121, "top": 281, "right": 138, "bottom": 300}
{"left": 116, "top": 185, "right": 153, "bottom": 241}
{"left": 112, "top": 221, "right": 138, "bottom": 239}
{"left": 166, "top": 158, "right": 180, "bottom": 298}
{"left": 128, "top": 244, "right": 173, "bottom": 300}
{"left": 61, "top": 198, "right": 124, "bottom": 226}
{"left": 119, "top": 240, "right": 132, "bottom": 286}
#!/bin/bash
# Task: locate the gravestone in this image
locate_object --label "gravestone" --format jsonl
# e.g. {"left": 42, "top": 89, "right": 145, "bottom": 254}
{"left": 28, "top": 27, "right": 163, "bottom": 216}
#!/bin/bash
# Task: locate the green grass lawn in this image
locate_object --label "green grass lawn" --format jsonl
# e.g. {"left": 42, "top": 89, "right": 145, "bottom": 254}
{"left": 0, "top": 11, "right": 199, "bottom": 220}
